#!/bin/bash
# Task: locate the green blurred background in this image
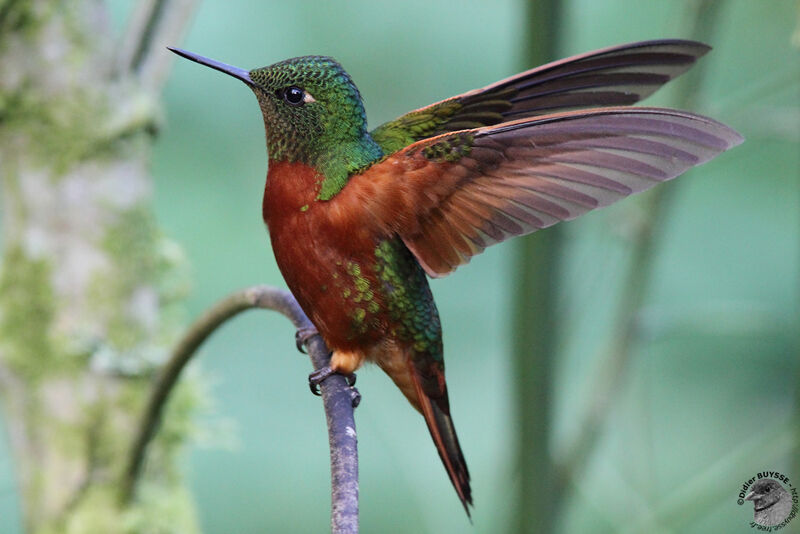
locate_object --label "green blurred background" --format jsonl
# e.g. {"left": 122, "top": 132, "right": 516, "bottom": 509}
{"left": 2, "top": 0, "right": 798, "bottom": 532}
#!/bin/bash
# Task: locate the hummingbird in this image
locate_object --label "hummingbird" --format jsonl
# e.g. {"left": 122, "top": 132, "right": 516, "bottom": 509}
{"left": 169, "top": 40, "right": 742, "bottom": 515}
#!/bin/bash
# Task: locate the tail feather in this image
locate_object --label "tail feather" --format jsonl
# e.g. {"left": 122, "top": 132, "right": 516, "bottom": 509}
{"left": 407, "top": 357, "right": 473, "bottom": 517}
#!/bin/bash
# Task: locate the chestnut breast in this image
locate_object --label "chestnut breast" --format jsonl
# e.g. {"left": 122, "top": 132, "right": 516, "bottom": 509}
{"left": 263, "top": 161, "right": 389, "bottom": 350}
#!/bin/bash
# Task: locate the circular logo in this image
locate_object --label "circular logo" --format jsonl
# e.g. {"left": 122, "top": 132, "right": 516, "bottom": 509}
{"left": 737, "top": 471, "right": 798, "bottom": 530}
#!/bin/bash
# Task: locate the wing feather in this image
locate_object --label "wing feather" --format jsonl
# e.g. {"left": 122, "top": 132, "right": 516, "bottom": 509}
{"left": 370, "top": 40, "right": 711, "bottom": 155}
{"left": 338, "top": 107, "right": 742, "bottom": 277}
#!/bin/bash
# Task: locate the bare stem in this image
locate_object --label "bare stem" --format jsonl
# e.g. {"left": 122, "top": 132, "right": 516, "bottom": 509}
{"left": 509, "top": 1, "right": 562, "bottom": 532}
{"left": 121, "top": 285, "right": 359, "bottom": 533}
{"left": 117, "top": 0, "right": 199, "bottom": 89}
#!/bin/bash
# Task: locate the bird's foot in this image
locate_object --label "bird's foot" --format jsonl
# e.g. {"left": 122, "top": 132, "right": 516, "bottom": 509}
{"left": 308, "top": 366, "right": 360, "bottom": 407}
{"left": 295, "top": 326, "right": 319, "bottom": 354}
{"left": 348, "top": 386, "right": 361, "bottom": 408}
{"left": 308, "top": 366, "right": 335, "bottom": 394}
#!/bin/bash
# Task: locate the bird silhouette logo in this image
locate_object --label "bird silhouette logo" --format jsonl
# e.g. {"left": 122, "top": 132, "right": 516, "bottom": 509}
{"left": 744, "top": 478, "right": 795, "bottom": 527}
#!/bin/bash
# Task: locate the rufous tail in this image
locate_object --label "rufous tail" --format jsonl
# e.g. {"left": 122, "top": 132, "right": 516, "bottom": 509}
{"left": 406, "top": 358, "right": 473, "bottom": 517}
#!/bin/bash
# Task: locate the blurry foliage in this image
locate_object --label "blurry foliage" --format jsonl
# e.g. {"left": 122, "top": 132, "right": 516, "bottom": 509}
{"left": 0, "top": 245, "right": 55, "bottom": 382}
{"left": 0, "top": 0, "right": 797, "bottom": 533}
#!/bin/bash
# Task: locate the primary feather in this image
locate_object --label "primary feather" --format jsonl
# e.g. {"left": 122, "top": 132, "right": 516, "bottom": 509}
{"left": 370, "top": 39, "right": 711, "bottom": 155}
{"left": 340, "top": 107, "right": 742, "bottom": 276}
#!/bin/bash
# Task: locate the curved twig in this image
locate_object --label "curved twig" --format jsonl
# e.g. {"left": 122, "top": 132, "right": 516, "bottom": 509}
{"left": 121, "top": 285, "right": 359, "bottom": 533}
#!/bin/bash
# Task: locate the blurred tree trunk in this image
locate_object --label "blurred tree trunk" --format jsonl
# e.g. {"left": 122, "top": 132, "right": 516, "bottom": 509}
{"left": 0, "top": 1, "right": 197, "bottom": 533}
{"left": 509, "top": 1, "right": 562, "bottom": 533}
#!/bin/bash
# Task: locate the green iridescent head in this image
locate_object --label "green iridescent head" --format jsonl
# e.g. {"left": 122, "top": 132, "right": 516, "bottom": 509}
{"left": 247, "top": 56, "right": 370, "bottom": 162}
{"left": 169, "top": 48, "right": 382, "bottom": 183}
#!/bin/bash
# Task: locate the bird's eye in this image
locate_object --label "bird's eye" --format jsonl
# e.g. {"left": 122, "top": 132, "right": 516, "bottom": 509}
{"left": 283, "top": 86, "right": 305, "bottom": 106}
{"left": 765, "top": 486, "right": 772, "bottom": 493}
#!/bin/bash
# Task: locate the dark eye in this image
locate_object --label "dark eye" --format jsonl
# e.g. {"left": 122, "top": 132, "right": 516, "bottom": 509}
{"left": 283, "top": 86, "right": 305, "bottom": 106}
{"left": 765, "top": 486, "right": 772, "bottom": 493}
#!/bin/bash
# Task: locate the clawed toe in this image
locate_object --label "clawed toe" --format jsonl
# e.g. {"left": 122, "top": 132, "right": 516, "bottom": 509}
{"left": 348, "top": 387, "right": 361, "bottom": 408}
{"left": 307, "top": 366, "right": 359, "bottom": 406}
{"left": 295, "top": 326, "right": 319, "bottom": 354}
{"left": 308, "top": 366, "right": 335, "bottom": 395}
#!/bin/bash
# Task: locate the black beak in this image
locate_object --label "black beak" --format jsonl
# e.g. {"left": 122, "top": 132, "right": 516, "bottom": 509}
{"left": 168, "top": 47, "right": 253, "bottom": 85}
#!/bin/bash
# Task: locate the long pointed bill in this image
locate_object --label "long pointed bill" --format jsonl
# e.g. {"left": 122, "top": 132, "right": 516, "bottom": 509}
{"left": 168, "top": 47, "right": 253, "bottom": 85}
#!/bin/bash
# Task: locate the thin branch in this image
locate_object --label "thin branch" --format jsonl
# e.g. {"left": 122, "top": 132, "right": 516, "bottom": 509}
{"left": 305, "top": 334, "right": 360, "bottom": 534}
{"left": 116, "top": 0, "right": 199, "bottom": 90}
{"left": 121, "top": 285, "right": 359, "bottom": 533}
{"left": 553, "top": 0, "right": 725, "bottom": 499}
{"left": 116, "top": 0, "right": 159, "bottom": 74}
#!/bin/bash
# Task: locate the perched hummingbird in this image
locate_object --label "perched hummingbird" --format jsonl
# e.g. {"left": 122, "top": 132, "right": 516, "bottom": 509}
{"left": 169, "top": 40, "right": 741, "bottom": 515}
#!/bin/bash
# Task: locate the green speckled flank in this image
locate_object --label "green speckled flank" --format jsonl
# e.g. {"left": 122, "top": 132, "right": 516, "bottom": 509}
{"left": 345, "top": 262, "right": 360, "bottom": 276}
{"left": 329, "top": 260, "right": 380, "bottom": 338}
{"left": 346, "top": 261, "right": 372, "bottom": 302}
{"left": 374, "top": 239, "right": 442, "bottom": 358}
{"left": 248, "top": 56, "right": 384, "bottom": 201}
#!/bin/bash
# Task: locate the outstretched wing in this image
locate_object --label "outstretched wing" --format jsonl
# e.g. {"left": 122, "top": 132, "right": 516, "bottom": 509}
{"left": 370, "top": 40, "right": 711, "bottom": 155}
{"left": 339, "top": 107, "right": 742, "bottom": 277}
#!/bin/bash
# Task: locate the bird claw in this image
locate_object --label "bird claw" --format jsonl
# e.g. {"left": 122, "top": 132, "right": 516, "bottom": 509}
{"left": 295, "top": 326, "right": 319, "bottom": 354}
{"left": 308, "top": 366, "right": 360, "bottom": 407}
{"left": 308, "top": 366, "right": 335, "bottom": 395}
{"left": 344, "top": 373, "right": 356, "bottom": 387}
{"left": 348, "top": 387, "right": 361, "bottom": 408}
